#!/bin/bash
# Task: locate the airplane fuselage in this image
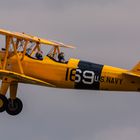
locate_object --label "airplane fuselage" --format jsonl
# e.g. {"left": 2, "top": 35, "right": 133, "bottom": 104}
{"left": 5, "top": 53, "right": 140, "bottom": 92}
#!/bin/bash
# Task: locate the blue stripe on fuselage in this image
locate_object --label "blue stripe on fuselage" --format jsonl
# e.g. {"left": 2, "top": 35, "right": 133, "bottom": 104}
{"left": 75, "top": 60, "right": 104, "bottom": 90}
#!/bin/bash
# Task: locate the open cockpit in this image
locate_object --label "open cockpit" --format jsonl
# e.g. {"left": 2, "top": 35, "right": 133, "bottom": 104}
{"left": 25, "top": 42, "right": 68, "bottom": 63}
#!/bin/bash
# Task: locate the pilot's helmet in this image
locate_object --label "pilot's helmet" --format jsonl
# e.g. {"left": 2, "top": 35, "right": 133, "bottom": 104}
{"left": 36, "top": 51, "right": 43, "bottom": 60}
{"left": 58, "top": 52, "right": 64, "bottom": 60}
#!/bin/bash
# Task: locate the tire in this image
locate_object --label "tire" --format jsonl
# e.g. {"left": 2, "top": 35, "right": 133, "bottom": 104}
{"left": 6, "top": 98, "right": 23, "bottom": 116}
{"left": 0, "top": 94, "right": 8, "bottom": 112}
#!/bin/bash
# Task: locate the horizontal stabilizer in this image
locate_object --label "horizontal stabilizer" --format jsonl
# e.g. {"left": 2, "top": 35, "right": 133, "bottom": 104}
{"left": 122, "top": 61, "right": 140, "bottom": 79}
{"left": 0, "top": 70, "right": 55, "bottom": 87}
{"left": 123, "top": 71, "right": 140, "bottom": 78}
{"left": 130, "top": 62, "right": 140, "bottom": 75}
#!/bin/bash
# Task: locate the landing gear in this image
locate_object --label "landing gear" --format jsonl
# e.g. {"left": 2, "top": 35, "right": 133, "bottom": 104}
{"left": 6, "top": 98, "right": 23, "bottom": 116}
{"left": 0, "top": 94, "right": 8, "bottom": 112}
{"left": 0, "top": 80, "right": 23, "bottom": 116}
{"left": 0, "top": 95, "right": 23, "bottom": 116}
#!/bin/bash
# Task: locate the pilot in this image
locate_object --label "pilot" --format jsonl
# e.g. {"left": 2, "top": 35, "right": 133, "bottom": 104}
{"left": 26, "top": 48, "right": 32, "bottom": 56}
{"left": 35, "top": 50, "right": 43, "bottom": 60}
{"left": 58, "top": 52, "right": 65, "bottom": 63}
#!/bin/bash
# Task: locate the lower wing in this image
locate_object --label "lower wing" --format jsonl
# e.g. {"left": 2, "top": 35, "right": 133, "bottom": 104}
{"left": 0, "top": 70, "right": 55, "bottom": 87}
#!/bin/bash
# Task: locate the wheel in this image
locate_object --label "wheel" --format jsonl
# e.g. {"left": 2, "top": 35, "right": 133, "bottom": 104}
{"left": 0, "top": 94, "right": 8, "bottom": 112}
{"left": 6, "top": 98, "right": 23, "bottom": 116}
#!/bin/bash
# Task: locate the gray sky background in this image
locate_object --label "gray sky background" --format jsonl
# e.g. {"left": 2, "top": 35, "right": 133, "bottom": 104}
{"left": 0, "top": 0, "right": 140, "bottom": 140}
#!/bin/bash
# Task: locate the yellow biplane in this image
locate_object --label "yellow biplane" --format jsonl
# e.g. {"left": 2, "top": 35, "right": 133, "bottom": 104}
{"left": 0, "top": 29, "right": 140, "bottom": 116}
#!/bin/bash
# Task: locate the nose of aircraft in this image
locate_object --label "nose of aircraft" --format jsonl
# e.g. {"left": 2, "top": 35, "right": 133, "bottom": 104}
{"left": 75, "top": 60, "right": 104, "bottom": 89}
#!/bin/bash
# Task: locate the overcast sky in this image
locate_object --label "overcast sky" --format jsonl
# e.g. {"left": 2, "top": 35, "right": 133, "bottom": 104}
{"left": 0, "top": 0, "right": 140, "bottom": 140}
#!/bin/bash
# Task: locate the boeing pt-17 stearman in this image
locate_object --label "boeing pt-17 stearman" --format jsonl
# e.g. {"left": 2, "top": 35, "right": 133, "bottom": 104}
{"left": 0, "top": 28, "right": 140, "bottom": 116}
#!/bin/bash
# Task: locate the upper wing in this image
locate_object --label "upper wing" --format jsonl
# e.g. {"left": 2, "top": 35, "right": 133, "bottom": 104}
{"left": 0, "top": 29, "right": 58, "bottom": 46}
{"left": 0, "top": 70, "right": 55, "bottom": 87}
{"left": 50, "top": 40, "right": 75, "bottom": 49}
{"left": 0, "top": 28, "right": 75, "bottom": 49}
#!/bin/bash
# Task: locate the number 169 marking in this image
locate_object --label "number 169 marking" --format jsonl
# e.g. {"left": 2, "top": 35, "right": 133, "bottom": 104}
{"left": 66, "top": 68, "right": 96, "bottom": 85}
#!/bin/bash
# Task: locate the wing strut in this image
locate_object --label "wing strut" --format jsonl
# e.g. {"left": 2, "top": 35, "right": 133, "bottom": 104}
{"left": 2, "top": 36, "right": 11, "bottom": 70}
{"left": 11, "top": 38, "right": 24, "bottom": 74}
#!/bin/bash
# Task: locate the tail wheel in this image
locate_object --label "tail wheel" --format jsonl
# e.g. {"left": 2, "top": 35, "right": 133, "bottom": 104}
{"left": 0, "top": 94, "right": 8, "bottom": 112}
{"left": 6, "top": 98, "right": 23, "bottom": 116}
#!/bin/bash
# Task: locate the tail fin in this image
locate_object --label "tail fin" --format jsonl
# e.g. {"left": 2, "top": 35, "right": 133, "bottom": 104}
{"left": 130, "top": 62, "right": 140, "bottom": 75}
